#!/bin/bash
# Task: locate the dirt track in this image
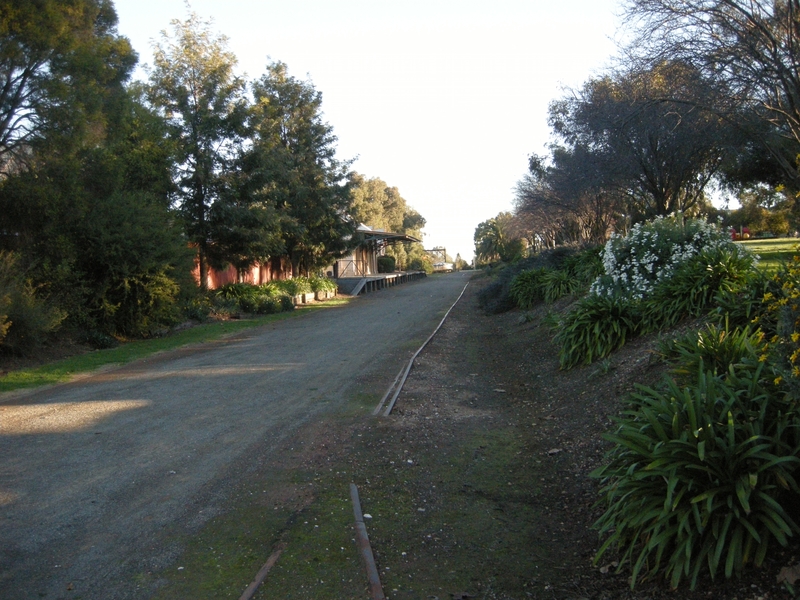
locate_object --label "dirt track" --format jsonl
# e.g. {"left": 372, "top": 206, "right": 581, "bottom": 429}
{"left": 0, "top": 272, "right": 471, "bottom": 600}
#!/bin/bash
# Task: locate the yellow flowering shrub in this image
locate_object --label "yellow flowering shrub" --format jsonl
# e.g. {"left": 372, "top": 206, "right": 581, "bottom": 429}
{"left": 754, "top": 254, "right": 800, "bottom": 381}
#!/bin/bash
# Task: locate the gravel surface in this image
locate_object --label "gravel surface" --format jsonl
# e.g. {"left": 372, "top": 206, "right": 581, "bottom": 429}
{"left": 0, "top": 272, "right": 471, "bottom": 600}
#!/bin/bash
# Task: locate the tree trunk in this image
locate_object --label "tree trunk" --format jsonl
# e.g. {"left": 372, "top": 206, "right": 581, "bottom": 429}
{"left": 198, "top": 250, "right": 209, "bottom": 292}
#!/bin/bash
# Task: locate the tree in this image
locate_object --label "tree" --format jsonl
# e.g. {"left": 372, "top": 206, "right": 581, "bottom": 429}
{"left": 549, "top": 61, "right": 730, "bottom": 219}
{"left": 0, "top": 0, "right": 136, "bottom": 174}
{"left": 726, "top": 186, "right": 793, "bottom": 236}
{"left": 474, "top": 213, "right": 525, "bottom": 265}
{"left": 453, "top": 253, "right": 470, "bottom": 271}
{"left": 248, "top": 62, "right": 355, "bottom": 276}
{"left": 348, "top": 173, "right": 427, "bottom": 269}
{"left": 0, "top": 82, "right": 194, "bottom": 337}
{"left": 147, "top": 11, "right": 247, "bottom": 290}
{"left": 205, "top": 159, "right": 282, "bottom": 279}
{"left": 0, "top": 2, "right": 194, "bottom": 339}
{"left": 624, "top": 0, "right": 800, "bottom": 190}
{"left": 515, "top": 147, "right": 621, "bottom": 247}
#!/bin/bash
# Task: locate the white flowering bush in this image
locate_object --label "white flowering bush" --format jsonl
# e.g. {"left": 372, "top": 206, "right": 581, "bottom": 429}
{"left": 557, "top": 216, "right": 759, "bottom": 369}
{"left": 590, "top": 216, "right": 743, "bottom": 301}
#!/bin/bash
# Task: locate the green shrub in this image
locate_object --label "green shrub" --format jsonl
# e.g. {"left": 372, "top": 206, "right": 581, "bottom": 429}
{"left": 555, "top": 294, "right": 640, "bottom": 369}
{"left": 183, "top": 296, "right": 212, "bottom": 322}
{"left": 2, "top": 280, "right": 67, "bottom": 353}
{"left": 541, "top": 269, "right": 581, "bottom": 303}
{"left": 556, "top": 219, "right": 757, "bottom": 369}
{"left": 106, "top": 269, "right": 182, "bottom": 337}
{"left": 258, "top": 282, "right": 295, "bottom": 311}
{"left": 0, "top": 252, "right": 66, "bottom": 354}
{"left": 377, "top": 256, "right": 396, "bottom": 273}
{"left": 258, "top": 281, "right": 283, "bottom": 297}
{"left": 408, "top": 257, "right": 434, "bottom": 274}
{"left": 237, "top": 293, "right": 259, "bottom": 314}
{"left": 209, "top": 296, "right": 240, "bottom": 319}
{"left": 509, "top": 268, "right": 549, "bottom": 309}
{"left": 562, "top": 245, "right": 604, "bottom": 285}
{"left": 255, "top": 296, "right": 280, "bottom": 314}
{"left": 0, "top": 293, "right": 9, "bottom": 346}
{"left": 593, "top": 367, "right": 800, "bottom": 589}
{"left": 640, "top": 245, "right": 757, "bottom": 332}
{"left": 276, "top": 277, "right": 312, "bottom": 296}
{"left": 659, "top": 322, "right": 765, "bottom": 379}
{"left": 711, "top": 269, "right": 773, "bottom": 331}
{"left": 480, "top": 251, "right": 587, "bottom": 315}
{"left": 749, "top": 255, "right": 800, "bottom": 386}
{"left": 310, "top": 276, "right": 337, "bottom": 293}
{"left": 81, "top": 329, "right": 119, "bottom": 349}
{"left": 280, "top": 295, "right": 295, "bottom": 312}
{"left": 216, "top": 283, "right": 258, "bottom": 300}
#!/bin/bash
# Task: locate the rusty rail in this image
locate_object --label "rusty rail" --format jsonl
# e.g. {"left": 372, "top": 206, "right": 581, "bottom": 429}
{"left": 350, "top": 483, "right": 386, "bottom": 600}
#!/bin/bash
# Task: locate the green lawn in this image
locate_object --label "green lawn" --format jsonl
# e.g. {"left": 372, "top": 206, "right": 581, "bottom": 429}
{"left": 739, "top": 237, "right": 799, "bottom": 271}
{"left": 0, "top": 299, "right": 351, "bottom": 395}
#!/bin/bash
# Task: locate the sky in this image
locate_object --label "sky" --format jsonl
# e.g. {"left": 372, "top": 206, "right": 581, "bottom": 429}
{"left": 114, "top": 0, "right": 624, "bottom": 262}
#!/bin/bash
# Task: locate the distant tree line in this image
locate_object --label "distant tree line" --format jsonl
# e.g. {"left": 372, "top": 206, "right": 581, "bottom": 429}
{"left": 0, "top": 1, "right": 425, "bottom": 350}
{"left": 475, "top": 0, "right": 800, "bottom": 264}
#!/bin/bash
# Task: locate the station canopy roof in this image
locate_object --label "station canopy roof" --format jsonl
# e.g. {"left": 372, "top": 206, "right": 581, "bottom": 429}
{"left": 356, "top": 224, "right": 420, "bottom": 245}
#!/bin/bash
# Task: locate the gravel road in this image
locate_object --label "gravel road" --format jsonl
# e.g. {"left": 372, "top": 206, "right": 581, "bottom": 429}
{"left": 0, "top": 272, "right": 471, "bottom": 600}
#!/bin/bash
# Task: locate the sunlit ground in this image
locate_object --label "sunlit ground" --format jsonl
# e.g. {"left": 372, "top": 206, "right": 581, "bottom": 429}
{"left": 0, "top": 399, "right": 151, "bottom": 435}
{"left": 88, "top": 363, "right": 302, "bottom": 383}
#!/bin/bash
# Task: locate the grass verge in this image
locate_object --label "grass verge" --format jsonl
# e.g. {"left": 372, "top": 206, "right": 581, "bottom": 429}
{"left": 0, "top": 299, "right": 352, "bottom": 394}
{"left": 739, "top": 237, "right": 799, "bottom": 271}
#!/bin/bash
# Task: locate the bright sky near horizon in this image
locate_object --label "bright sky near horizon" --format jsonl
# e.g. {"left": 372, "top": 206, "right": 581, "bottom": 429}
{"left": 114, "top": 0, "right": 624, "bottom": 262}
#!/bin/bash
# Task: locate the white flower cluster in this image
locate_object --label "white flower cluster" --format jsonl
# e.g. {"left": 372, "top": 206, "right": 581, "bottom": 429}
{"left": 589, "top": 216, "right": 742, "bottom": 301}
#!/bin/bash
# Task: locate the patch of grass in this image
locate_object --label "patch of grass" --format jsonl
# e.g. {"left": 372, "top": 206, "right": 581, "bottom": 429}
{"left": 150, "top": 502, "right": 295, "bottom": 600}
{"left": 253, "top": 478, "right": 369, "bottom": 599}
{"left": 146, "top": 462, "right": 367, "bottom": 600}
{"left": 0, "top": 299, "right": 351, "bottom": 394}
{"left": 151, "top": 416, "right": 548, "bottom": 599}
{"left": 739, "top": 238, "right": 798, "bottom": 272}
{"left": 357, "top": 427, "right": 547, "bottom": 598}
{"left": 262, "top": 426, "right": 543, "bottom": 599}
{"left": 342, "top": 391, "right": 381, "bottom": 417}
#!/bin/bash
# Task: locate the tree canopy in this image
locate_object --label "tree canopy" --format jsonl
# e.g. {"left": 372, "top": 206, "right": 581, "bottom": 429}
{"left": 624, "top": 0, "right": 800, "bottom": 191}
{"left": 0, "top": 0, "right": 136, "bottom": 174}
{"left": 348, "top": 173, "right": 427, "bottom": 270}
{"left": 248, "top": 62, "right": 356, "bottom": 276}
{"left": 147, "top": 11, "right": 248, "bottom": 289}
{"left": 549, "top": 61, "right": 730, "bottom": 219}
{"left": 507, "top": 4, "right": 800, "bottom": 250}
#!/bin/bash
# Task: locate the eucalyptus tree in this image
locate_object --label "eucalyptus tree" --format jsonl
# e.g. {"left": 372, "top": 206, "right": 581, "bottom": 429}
{"left": 624, "top": 0, "right": 800, "bottom": 190}
{"left": 349, "top": 174, "right": 405, "bottom": 232}
{"left": 549, "top": 61, "right": 730, "bottom": 219}
{"left": 248, "top": 61, "right": 355, "bottom": 276}
{"left": 515, "top": 148, "right": 621, "bottom": 246}
{"left": 147, "top": 11, "right": 248, "bottom": 289}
